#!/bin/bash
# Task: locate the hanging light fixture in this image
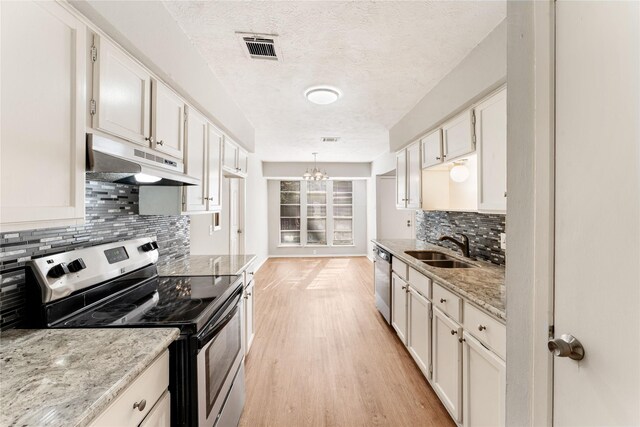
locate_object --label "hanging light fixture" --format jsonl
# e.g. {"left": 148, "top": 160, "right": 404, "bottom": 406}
{"left": 303, "top": 152, "right": 329, "bottom": 181}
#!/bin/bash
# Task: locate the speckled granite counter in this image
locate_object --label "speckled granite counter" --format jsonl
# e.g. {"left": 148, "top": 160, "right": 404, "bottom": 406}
{"left": 0, "top": 328, "right": 179, "bottom": 427}
{"left": 373, "top": 239, "right": 506, "bottom": 322}
{"left": 158, "top": 254, "right": 257, "bottom": 277}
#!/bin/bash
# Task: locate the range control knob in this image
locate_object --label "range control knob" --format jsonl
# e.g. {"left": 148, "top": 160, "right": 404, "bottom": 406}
{"left": 48, "top": 263, "right": 70, "bottom": 279}
{"left": 140, "top": 241, "right": 159, "bottom": 252}
{"left": 68, "top": 258, "right": 86, "bottom": 273}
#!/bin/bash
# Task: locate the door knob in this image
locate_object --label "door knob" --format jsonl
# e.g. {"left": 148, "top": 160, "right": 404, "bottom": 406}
{"left": 548, "top": 334, "right": 585, "bottom": 360}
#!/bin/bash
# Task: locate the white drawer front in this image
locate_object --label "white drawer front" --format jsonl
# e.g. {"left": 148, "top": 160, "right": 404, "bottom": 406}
{"left": 408, "top": 267, "right": 431, "bottom": 299}
{"left": 464, "top": 303, "right": 506, "bottom": 360}
{"left": 392, "top": 257, "right": 408, "bottom": 280}
{"left": 433, "top": 283, "right": 462, "bottom": 323}
{"left": 90, "top": 351, "right": 170, "bottom": 427}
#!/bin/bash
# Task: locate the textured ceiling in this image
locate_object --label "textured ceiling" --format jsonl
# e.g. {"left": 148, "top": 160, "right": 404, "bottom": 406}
{"left": 163, "top": 1, "right": 505, "bottom": 162}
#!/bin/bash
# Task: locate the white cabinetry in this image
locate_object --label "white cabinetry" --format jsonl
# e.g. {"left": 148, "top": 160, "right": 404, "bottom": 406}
{"left": 184, "top": 108, "right": 209, "bottom": 212}
{"left": 475, "top": 88, "right": 507, "bottom": 213}
{"left": 421, "top": 129, "right": 444, "bottom": 169}
{"left": 462, "top": 332, "right": 505, "bottom": 427}
{"left": 442, "top": 109, "right": 475, "bottom": 162}
{"left": 243, "top": 280, "right": 255, "bottom": 354}
{"left": 391, "top": 272, "right": 408, "bottom": 343}
{"left": 223, "top": 137, "right": 248, "bottom": 177}
{"left": 432, "top": 306, "right": 462, "bottom": 423}
{"left": 206, "top": 125, "right": 223, "bottom": 211}
{"left": 407, "top": 287, "right": 432, "bottom": 379}
{"left": 89, "top": 351, "right": 170, "bottom": 427}
{"left": 151, "top": 79, "right": 185, "bottom": 160}
{"left": 92, "top": 35, "right": 151, "bottom": 145}
{"left": 139, "top": 391, "right": 171, "bottom": 427}
{"left": 395, "top": 142, "right": 421, "bottom": 209}
{"left": 1, "top": 1, "right": 86, "bottom": 232}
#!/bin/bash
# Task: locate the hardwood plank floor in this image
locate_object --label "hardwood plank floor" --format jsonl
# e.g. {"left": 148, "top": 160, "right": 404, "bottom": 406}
{"left": 239, "top": 257, "right": 456, "bottom": 427}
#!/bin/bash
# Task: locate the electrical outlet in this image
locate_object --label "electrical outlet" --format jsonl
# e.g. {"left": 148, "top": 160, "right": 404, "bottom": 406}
{"left": 209, "top": 225, "right": 214, "bottom": 236}
{"left": 500, "top": 233, "right": 506, "bottom": 250}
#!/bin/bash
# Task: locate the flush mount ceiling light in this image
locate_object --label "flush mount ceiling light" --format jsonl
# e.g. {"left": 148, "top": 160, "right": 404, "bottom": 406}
{"left": 305, "top": 87, "right": 341, "bottom": 105}
{"left": 449, "top": 160, "right": 470, "bottom": 183}
{"left": 302, "top": 152, "right": 329, "bottom": 181}
{"left": 134, "top": 173, "right": 162, "bottom": 183}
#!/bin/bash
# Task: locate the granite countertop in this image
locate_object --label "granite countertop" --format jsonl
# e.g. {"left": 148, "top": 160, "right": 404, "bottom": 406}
{"left": 373, "top": 239, "right": 506, "bottom": 322}
{"left": 158, "top": 254, "right": 257, "bottom": 277}
{"left": 0, "top": 328, "right": 180, "bottom": 427}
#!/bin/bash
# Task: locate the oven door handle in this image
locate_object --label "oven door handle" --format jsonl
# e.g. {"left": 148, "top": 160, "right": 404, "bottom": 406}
{"left": 197, "top": 290, "right": 242, "bottom": 349}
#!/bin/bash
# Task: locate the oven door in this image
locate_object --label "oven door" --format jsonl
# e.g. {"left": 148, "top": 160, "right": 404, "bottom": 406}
{"left": 196, "top": 288, "right": 245, "bottom": 427}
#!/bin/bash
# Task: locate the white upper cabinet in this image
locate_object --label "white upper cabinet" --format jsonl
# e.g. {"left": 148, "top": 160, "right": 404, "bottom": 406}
{"left": 151, "top": 79, "right": 185, "bottom": 160}
{"left": 395, "top": 142, "right": 421, "bottom": 209}
{"left": 207, "top": 125, "right": 223, "bottom": 211}
{"left": 475, "top": 88, "right": 507, "bottom": 213}
{"left": 222, "top": 136, "right": 248, "bottom": 177}
{"left": 442, "top": 109, "right": 475, "bottom": 162}
{"left": 184, "top": 107, "right": 208, "bottom": 213}
{"left": 93, "top": 35, "right": 151, "bottom": 146}
{"left": 238, "top": 147, "right": 249, "bottom": 176}
{"left": 1, "top": 1, "right": 86, "bottom": 231}
{"left": 421, "top": 129, "right": 444, "bottom": 169}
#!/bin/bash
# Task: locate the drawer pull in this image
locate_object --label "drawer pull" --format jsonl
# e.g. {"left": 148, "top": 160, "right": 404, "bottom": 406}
{"left": 450, "top": 329, "right": 458, "bottom": 335}
{"left": 458, "top": 337, "right": 465, "bottom": 343}
{"left": 478, "top": 325, "right": 487, "bottom": 331}
{"left": 248, "top": 271, "right": 254, "bottom": 275}
{"left": 133, "top": 399, "right": 146, "bottom": 412}
{"left": 401, "top": 285, "right": 407, "bottom": 290}
{"left": 440, "top": 298, "right": 446, "bottom": 303}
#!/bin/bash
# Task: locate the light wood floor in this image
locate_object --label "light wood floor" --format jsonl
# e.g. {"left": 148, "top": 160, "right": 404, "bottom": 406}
{"left": 239, "top": 257, "right": 456, "bottom": 427}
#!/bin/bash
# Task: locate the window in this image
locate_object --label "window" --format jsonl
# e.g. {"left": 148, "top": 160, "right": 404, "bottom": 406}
{"left": 279, "top": 180, "right": 355, "bottom": 247}
{"left": 280, "top": 181, "right": 301, "bottom": 245}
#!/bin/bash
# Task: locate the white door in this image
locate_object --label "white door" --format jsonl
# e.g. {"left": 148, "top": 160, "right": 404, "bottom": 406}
{"left": 553, "top": 3, "right": 640, "bottom": 426}
{"left": 229, "top": 179, "right": 241, "bottom": 256}
{"left": 421, "top": 129, "right": 443, "bottom": 169}
{"left": 391, "top": 273, "right": 408, "bottom": 344}
{"left": 1, "top": 1, "right": 86, "bottom": 231}
{"left": 376, "top": 177, "right": 413, "bottom": 239}
{"left": 432, "top": 307, "right": 462, "bottom": 423}
{"left": 94, "top": 35, "right": 151, "bottom": 146}
{"left": 151, "top": 79, "right": 184, "bottom": 159}
{"left": 407, "top": 287, "right": 431, "bottom": 380}
{"left": 476, "top": 88, "right": 507, "bottom": 213}
{"left": 395, "top": 150, "right": 407, "bottom": 208}
{"left": 207, "top": 125, "right": 223, "bottom": 211}
{"left": 442, "top": 109, "right": 474, "bottom": 162}
{"left": 405, "top": 142, "right": 421, "bottom": 209}
{"left": 184, "top": 107, "right": 208, "bottom": 212}
{"left": 463, "top": 332, "right": 505, "bottom": 427}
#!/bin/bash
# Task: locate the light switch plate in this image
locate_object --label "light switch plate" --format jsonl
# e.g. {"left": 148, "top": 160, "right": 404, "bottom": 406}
{"left": 500, "top": 233, "right": 506, "bottom": 250}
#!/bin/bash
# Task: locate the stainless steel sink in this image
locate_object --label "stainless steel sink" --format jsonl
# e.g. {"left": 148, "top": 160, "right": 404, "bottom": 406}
{"left": 423, "top": 260, "right": 475, "bottom": 269}
{"left": 404, "top": 250, "right": 475, "bottom": 269}
{"left": 404, "top": 250, "right": 454, "bottom": 261}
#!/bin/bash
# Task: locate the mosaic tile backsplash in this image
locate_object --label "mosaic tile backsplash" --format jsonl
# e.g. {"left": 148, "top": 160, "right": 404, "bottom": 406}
{"left": 0, "top": 180, "right": 190, "bottom": 330}
{"left": 415, "top": 210, "right": 506, "bottom": 266}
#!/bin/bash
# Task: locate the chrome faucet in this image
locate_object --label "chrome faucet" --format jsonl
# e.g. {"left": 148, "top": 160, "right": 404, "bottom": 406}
{"left": 438, "top": 234, "right": 470, "bottom": 258}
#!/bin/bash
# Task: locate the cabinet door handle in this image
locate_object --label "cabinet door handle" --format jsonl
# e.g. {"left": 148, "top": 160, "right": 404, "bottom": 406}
{"left": 440, "top": 298, "right": 446, "bottom": 303}
{"left": 133, "top": 399, "right": 146, "bottom": 411}
{"left": 145, "top": 136, "right": 154, "bottom": 143}
{"left": 478, "top": 325, "right": 487, "bottom": 331}
{"left": 458, "top": 337, "right": 465, "bottom": 343}
{"left": 401, "top": 285, "right": 406, "bottom": 290}
{"left": 156, "top": 140, "right": 164, "bottom": 146}
{"left": 450, "top": 329, "right": 458, "bottom": 335}
{"left": 436, "top": 156, "right": 441, "bottom": 160}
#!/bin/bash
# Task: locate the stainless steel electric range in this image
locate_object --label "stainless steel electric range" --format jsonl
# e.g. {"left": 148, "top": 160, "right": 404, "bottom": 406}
{"left": 24, "top": 237, "right": 245, "bottom": 427}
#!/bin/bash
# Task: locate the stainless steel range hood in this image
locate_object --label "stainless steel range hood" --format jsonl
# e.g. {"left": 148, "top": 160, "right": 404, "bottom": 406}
{"left": 86, "top": 133, "right": 199, "bottom": 186}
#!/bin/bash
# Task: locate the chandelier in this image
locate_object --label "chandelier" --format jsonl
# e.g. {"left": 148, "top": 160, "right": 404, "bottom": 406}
{"left": 302, "top": 152, "right": 329, "bottom": 181}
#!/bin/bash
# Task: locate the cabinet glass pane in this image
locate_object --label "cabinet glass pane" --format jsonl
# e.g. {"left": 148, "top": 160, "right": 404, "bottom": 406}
{"left": 334, "top": 218, "right": 352, "bottom": 231}
{"left": 307, "top": 193, "right": 326, "bottom": 204}
{"left": 307, "top": 205, "right": 326, "bottom": 217}
{"left": 280, "top": 192, "right": 300, "bottom": 204}
{"left": 281, "top": 231, "right": 300, "bottom": 244}
{"left": 333, "top": 181, "right": 353, "bottom": 193}
{"left": 333, "top": 195, "right": 353, "bottom": 205}
{"left": 307, "top": 231, "right": 326, "bottom": 245}
{"left": 280, "top": 205, "right": 300, "bottom": 217}
{"left": 280, "top": 181, "right": 300, "bottom": 192}
{"left": 280, "top": 218, "right": 300, "bottom": 231}
{"left": 307, "top": 218, "right": 326, "bottom": 231}
{"left": 333, "top": 205, "right": 353, "bottom": 217}
{"left": 307, "top": 181, "right": 326, "bottom": 192}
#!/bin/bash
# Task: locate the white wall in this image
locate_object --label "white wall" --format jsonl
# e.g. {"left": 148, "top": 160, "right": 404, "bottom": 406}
{"left": 189, "top": 177, "right": 231, "bottom": 255}
{"left": 366, "top": 151, "right": 397, "bottom": 259}
{"left": 70, "top": 0, "right": 255, "bottom": 151}
{"left": 262, "top": 162, "right": 371, "bottom": 179}
{"left": 268, "top": 179, "right": 368, "bottom": 257}
{"left": 389, "top": 19, "right": 506, "bottom": 152}
{"left": 244, "top": 155, "right": 269, "bottom": 267}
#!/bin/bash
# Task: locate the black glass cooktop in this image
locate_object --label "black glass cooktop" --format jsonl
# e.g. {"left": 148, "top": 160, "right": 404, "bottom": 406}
{"left": 56, "top": 274, "right": 241, "bottom": 333}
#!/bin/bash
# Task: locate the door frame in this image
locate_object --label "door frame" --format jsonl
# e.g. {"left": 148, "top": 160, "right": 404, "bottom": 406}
{"left": 505, "top": 1, "right": 555, "bottom": 426}
{"left": 228, "top": 177, "right": 246, "bottom": 256}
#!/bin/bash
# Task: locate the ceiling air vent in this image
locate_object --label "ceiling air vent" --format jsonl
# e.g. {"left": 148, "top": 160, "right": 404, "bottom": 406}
{"left": 321, "top": 137, "right": 340, "bottom": 143}
{"left": 236, "top": 32, "right": 281, "bottom": 61}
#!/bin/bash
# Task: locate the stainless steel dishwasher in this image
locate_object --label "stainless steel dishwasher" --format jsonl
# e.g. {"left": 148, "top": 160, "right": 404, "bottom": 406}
{"left": 373, "top": 246, "right": 392, "bottom": 324}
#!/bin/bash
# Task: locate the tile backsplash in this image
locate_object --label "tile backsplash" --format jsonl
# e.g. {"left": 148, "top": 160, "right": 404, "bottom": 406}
{"left": 416, "top": 210, "right": 505, "bottom": 265}
{"left": 0, "top": 180, "right": 190, "bottom": 330}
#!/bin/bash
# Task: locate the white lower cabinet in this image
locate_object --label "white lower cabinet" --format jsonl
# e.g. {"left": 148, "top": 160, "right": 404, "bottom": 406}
{"left": 462, "top": 332, "right": 506, "bottom": 427}
{"left": 243, "top": 280, "right": 255, "bottom": 355}
{"left": 391, "top": 273, "right": 408, "bottom": 344}
{"left": 139, "top": 391, "right": 171, "bottom": 427}
{"left": 432, "top": 306, "right": 462, "bottom": 424}
{"left": 407, "top": 288, "right": 432, "bottom": 379}
{"left": 89, "top": 351, "right": 170, "bottom": 427}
